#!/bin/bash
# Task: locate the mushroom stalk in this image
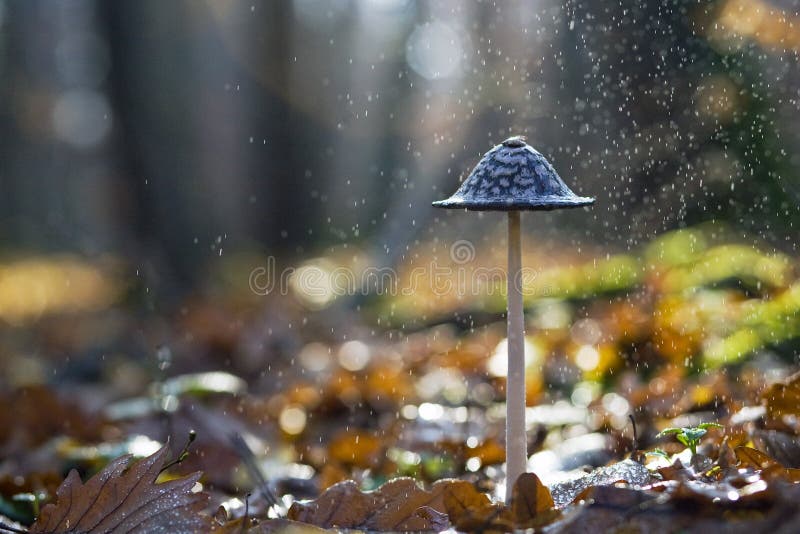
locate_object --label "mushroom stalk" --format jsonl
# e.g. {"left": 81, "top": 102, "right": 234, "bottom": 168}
{"left": 505, "top": 210, "right": 526, "bottom": 502}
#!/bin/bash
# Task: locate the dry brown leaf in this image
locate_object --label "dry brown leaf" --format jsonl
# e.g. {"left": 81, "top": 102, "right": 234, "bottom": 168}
{"left": 735, "top": 446, "right": 777, "bottom": 469}
{"left": 449, "top": 503, "right": 512, "bottom": 534}
{"left": 366, "top": 478, "right": 447, "bottom": 531}
{"left": 510, "top": 472, "right": 555, "bottom": 527}
{"left": 288, "top": 480, "right": 373, "bottom": 529}
{"left": 762, "top": 371, "right": 800, "bottom": 420}
{"left": 288, "top": 477, "right": 492, "bottom": 532}
{"left": 735, "top": 446, "right": 800, "bottom": 482}
{"left": 762, "top": 464, "right": 800, "bottom": 483}
{"left": 442, "top": 479, "right": 493, "bottom": 521}
{"left": 29, "top": 445, "right": 209, "bottom": 534}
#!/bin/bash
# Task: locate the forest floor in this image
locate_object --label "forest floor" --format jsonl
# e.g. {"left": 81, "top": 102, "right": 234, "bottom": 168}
{"left": 1, "top": 225, "right": 800, "bottom": 533}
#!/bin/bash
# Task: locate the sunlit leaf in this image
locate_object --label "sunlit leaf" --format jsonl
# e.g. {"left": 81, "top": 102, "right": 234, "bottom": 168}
{"left": 510, "top": 472, "right": 556, "bottom": 527}
{"left": 29, "top": 445, "right": 209, "bottom": 533}
{"left": 549, "top": 460, "right": 653, "bottom": 509}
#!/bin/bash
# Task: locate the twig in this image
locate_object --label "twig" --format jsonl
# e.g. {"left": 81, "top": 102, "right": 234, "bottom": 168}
{"left": 629, "top": 414, "right": 638, "bottom": 452}
{"left": 240, "top": 492, "right": 252, "bottom": 534}
{"left": 159, "top": 430, "right": 197, "bottom": 475}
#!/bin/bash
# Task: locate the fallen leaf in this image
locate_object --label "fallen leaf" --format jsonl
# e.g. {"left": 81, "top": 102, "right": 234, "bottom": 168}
{"left": 511, "top": 472, "right": 555, "bottom": 527}
{"left": 288, "top": 477, "right": 493, "bottom": 532}
{"left": 752, "top": 429, "right": 800, "bottom": 468}
{"left": 548, "top": 459, "right": 654, "bottom": 508}
{"left": 449, "top": 503, "right": 512, "bottom": 534}
{"left": 442, "top": 479, "right": 493, "bottom": 521}
{"left": 365, "top": 478, "right": 446, "bottom": 531}
{"left": 444, "top": 484, "right": 508, "bottom": 533}
{"left": 735, "top": 446, "right": 800, "bottom": 482}
{"left": 671, "top": 478, "right": 775, "bottom": 508}
{"left": 735, "top": 446, "right": 778, "bottom": 469}
{"left": 544, "top": 485, "right": 694, "bottom": 533}
{"left": 551, "top": 482, "right": 800, "bottom": 533}
{"left": 29, "top": 445, "right": 209, "bottom": 534}
{"left": 287, "top": 480, "right": 373, "bottom": 529}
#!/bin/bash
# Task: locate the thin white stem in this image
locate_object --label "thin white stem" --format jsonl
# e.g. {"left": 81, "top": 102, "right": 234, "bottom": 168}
{"left": 505, "top": 211, "right": 526, "bottom": 503}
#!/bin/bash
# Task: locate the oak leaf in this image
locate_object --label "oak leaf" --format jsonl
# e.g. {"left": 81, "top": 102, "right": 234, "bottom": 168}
{"left": 288, "top": 477, "right": 490, "bottom": 532}
{"left": 29, "top": 445, "right": 209, "bottom": 534}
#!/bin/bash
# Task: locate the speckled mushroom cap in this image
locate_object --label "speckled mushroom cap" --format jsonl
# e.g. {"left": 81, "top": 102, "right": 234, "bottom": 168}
{"left": 432, "top": 136, "right": 595, "bottom": 211}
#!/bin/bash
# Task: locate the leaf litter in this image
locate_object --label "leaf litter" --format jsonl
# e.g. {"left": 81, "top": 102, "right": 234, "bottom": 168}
{"left": 1, "top": 228, "right": 800, "bottom": 532}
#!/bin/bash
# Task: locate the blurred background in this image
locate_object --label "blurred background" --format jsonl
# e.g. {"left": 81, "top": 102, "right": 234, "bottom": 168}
{"left": 0, "top": 0, "right": 799, "bottom": 396}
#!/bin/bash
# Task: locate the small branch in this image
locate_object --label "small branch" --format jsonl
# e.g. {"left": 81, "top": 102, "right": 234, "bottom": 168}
{"left": 159, "top": 430, "right": 197, "bottom": 475}
{"left": 240, "top": 492, "right": 251, "bottom": 534}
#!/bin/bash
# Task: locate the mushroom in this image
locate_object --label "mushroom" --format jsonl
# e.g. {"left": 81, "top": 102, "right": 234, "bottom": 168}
{"left": 433, "top": 135, "right": 594, "bottom": 502}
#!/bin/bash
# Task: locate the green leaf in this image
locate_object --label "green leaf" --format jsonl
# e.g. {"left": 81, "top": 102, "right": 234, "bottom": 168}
{"left": 697, "top": 422, "right": 723, "bottom": 430}
{"left": 682, "top": 428, "right": 707, "bottom": 443}
{"left": 655, "top": 427, "right": 683, "bottom": 438}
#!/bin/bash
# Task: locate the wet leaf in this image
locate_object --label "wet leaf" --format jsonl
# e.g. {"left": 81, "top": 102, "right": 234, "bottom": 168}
{"left": 442, "top": 481, "right": 501, "bottom": 531}
{"left": 29, "top": 445, "right": 209, "bottom": 534}
{"left": 510, "top": 472, "right": 554, "bottom": 523}
{"left": 287, "top": 480, "right": 372, "bottom": 529}
{"left": 509, "top": 472, "right": 558, "bottom": 530}
{"left": 549, "top": 459, "right": 654, "bottom": 508}
{"left": 287, "top": 477, "right": 494, "bottom": 532}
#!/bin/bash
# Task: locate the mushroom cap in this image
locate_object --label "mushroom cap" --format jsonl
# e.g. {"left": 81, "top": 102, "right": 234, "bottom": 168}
{"left": 432, "top": 136, "right": 595, "bottom": 211}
